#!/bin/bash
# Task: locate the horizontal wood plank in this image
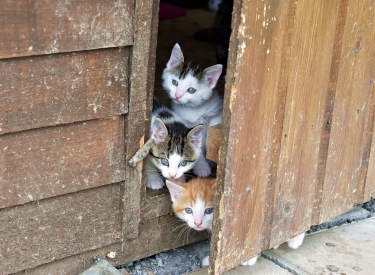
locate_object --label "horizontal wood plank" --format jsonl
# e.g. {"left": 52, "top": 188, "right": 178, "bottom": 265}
{"left": 12, "top": 214, "right": 208, "bottom": 275}
{"left": 0, "top": 0, "right": 134, "bottom": 59}
{"left": 141, "top": 191, "right": 173, "bottom": 220}
{"left": 0, "top": 116, "right": 125, "bottom": 208}
{"left": 0, "top": 183, "right": 123, "bottom": 274}
{"left": 0, "top": 47, "right": 129, "bottom": 135}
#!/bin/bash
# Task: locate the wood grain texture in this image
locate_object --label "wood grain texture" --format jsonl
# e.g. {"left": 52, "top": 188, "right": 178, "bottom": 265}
{"left": 0, "top": 48, "right": 129, "bottom": 135}
{"left": 141, "top": 191, "right": 173, "bottom": 221}
{"left": 0, "top": 183, "right": 123, "bottom": 274}
{"left": 311, "top": 0, "right": 349, "bottom": 226}
{"left": 364, "top": 124, "right": 375, "bottom": 200}
{"left": 211, "top": 1, "right": 293, "bottom": 274}
{"left": 206, "top": 124, "right": 222, "bottom": 162}
{"left": 122, "top": 0, "right": 160, "bottom": 239}
{"left": 12, "top": 214, "right": 208, "bottom": 275}
{"left": 0, "top": 0, "right": 134, "bottom": 59}
{"left": 319, "top": 0, "right": 375, "bottom": 222}
{"left": 0, "top": 116, "right": 125, "bottom": 208}
{"left": 270, "top": 0, "right": 340, "bottom": 246}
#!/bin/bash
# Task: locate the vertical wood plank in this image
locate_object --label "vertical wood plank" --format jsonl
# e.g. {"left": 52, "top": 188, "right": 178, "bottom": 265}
{"left": 364, "top": 121, "right": 375, "bottom": 200}
{"left": 122, "top": 0, "right": 159, "bottom": 239}
{"left": 270, "top": 0, "right": 340, "bottom": 246}
{"left": 312, "top": 0, "right": 349, "bottom": 225}
{"left": 211, "top": 1, "right": 294, "bottom": 274}
{"left": 320, "top": 0, "right": 375, "bottom": 222}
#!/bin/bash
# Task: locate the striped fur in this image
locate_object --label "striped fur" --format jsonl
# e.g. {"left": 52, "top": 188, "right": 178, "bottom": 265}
{"left": 146, "top": 99, "right": 204, "bottom": 190}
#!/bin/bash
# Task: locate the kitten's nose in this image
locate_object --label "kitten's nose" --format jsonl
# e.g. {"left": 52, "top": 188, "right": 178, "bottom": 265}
{"left": 175, "top": 91, "right": 183, "bottom": 100}
{"left": 169, "top": 172, "right": 177, "bottom": 179}
{"left": 194, "top": 220, "right": 202, "bottom": 226}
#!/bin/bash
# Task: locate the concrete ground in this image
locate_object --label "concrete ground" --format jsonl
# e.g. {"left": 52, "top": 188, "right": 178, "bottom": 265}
{"left": 187, "top": 217, "right": 375, "bottom": 275}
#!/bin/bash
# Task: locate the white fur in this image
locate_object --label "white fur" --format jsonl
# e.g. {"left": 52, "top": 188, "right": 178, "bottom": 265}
{"left": 273, "top": 232, "right": 306, "bottom": 250}
{"left": 287, "top": 232, "right": 305, "bottom": 249}
{"left": 208, "top": 0, "right": 222, "bottom": 11}
{"left": 166, "top": 181, "right": 213, "bottom": 231}
{"left": 163, "top": 44, "right": 223, "bottom": 177}
{"left": 175, "top": 196, "right": 213, "bottom": 231}
{"left": 201, "top": 256, "right": 209, "bottom": 267}
{"left": 241, "top": 255, "right": 259, "bottom": 266}
{"left": 146, "top": 108, "right": 204, "bottom": 189}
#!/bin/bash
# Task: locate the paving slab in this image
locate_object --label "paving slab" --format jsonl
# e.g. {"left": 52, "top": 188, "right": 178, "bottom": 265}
{"left": 187, "top": 218, "right": 375, "bottom": 275}
{"left": 271, "top": 217, "right": 375, "bottom": 275}
{"left": 185, "top": 256, "right": 291, "bottom": 275}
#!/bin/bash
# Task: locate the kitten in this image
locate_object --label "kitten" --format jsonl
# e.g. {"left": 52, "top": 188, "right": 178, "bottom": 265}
{"left": 273, "top": 233, "right": 306, "bottom": 250}
{"left": 146, "top": 99, "right": 204, "bottom": 190}
{"left": 165, "top": 178, "right": 258, "bottom": 267}
{"left": 162, "top": 43, "right": 223, "bottom": 177}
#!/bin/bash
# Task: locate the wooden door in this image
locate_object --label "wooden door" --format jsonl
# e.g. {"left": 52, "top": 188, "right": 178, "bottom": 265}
{"left": 209, "top": 0, "right": 375, "bottom": 274}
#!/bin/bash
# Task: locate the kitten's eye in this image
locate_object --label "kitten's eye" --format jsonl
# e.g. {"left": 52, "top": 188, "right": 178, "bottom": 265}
{"left": 187, "top": 87, "right": 196, "bottom": 94}
{"left": 185, "top": 208, "right": 193, "bottom": 214}
{"left": 179, "top": 160, "right": 188, "bottom": 167}
{"left": 172, "top": 79, "right": 178, "bottom": 86}
{"left": 205, "top": 208, "right": 213, "bottom": 214}
{"left": 161, "top": 158, "right": 169, "bottom": 166}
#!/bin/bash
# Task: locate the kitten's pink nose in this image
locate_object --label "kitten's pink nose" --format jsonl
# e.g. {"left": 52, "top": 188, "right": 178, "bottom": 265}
{"left": 175, "top": 91, "right": 183, "bottom": 100}
{"left": 194, "top": 220, "right": 202, "bottom": 226}
{"left": 169, "top": 172, "right": 176, "bottom": 179}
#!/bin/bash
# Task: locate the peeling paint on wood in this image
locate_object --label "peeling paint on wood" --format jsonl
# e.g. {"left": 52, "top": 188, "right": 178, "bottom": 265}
{"left": 0, "top": 184, "right": 123, "bottom": 274}
{"left": 0, "top": 48, "right": 129, "bottom": 135}
{"left": 0, "top": 0, "right": 134, "bottom": 59}
{"left": 0, "top": 117, "right": 125, "bottom": 208}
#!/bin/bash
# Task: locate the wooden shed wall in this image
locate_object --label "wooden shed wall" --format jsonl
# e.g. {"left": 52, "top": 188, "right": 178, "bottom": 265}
{"left": 210, "top": 0, "right": 375, "bottom": 274}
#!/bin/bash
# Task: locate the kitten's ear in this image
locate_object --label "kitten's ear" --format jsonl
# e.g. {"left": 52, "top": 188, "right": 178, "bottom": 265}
{"left": 151, "top": 118, "right": 168, "bottom": 143}
{"left": 167, "top": 43, "right": 184, "bottom": 69}
{"left": 203, "top": 64, "right": 223, "bottom": 88}
{"left": 166, "top": 180, "right": 186, "bottom": 203}
{"left": 188, "top": 125, "right": 204, "bottom": 149}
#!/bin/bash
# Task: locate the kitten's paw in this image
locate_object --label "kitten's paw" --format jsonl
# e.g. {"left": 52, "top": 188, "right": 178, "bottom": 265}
{"left": 201, "top": 256, "right": 209, "bottom": 267}
{"left": 241, "top": 255, "right": 258, "bottom": 266}
{"left": 146, "top": 178, "right": 165, "bottom": 190}
{"left": 193, "top": 163, "right": 211, "bottom": 177}
{"left": 287, "top": 233, "right": 305, "bottom": 249}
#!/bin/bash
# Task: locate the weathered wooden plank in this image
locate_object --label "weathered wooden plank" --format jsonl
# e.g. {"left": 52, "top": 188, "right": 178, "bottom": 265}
{"left": 0, "top": 48, "right": 129, "bottom": 135}
{"left": 364, "top": 123, "right": 375, "bottom": 201}
{"left": 320, "top": 0, "right": 375, "bottom": 222}
{"left": 0, "top": 183, "right": 123, "bottom": 274}
{"left": 270, "top": 0, "right": 340, "bottom": 247}
{"left": 141, "top": 191, "right": 172, "bottom": 221}
{"left": 13, "top": 215, "right": 208, "bottom": 275}
{"left": 0, "top": 0, "right": 134, "bottom": 59}
{"left": 123, "top": 0, "right": 159, "bottom": 239}
{"left": 0, "top": 116, "right": 125, "bottom": 208}
{"left": 210, "top": 1, "right": 295, "bottom": 274}
{"left": 206, "top": 124, "right": 222, "bottom": 162}
{"left": 311, "top": 0, "right": 349, "bottom": 226}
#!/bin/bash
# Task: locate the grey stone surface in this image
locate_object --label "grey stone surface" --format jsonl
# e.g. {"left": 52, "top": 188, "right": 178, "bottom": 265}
{"left": 271, "top": 218, "right": 375, "bottom": 275}
{"left": 80, "top": 258, "right": 124, "bottom": 275}
{"left": 185, "top": 257, "right": 292, "bottom": 275}
{"left": 118, "top": 202, "right": 375, "bottom": 275}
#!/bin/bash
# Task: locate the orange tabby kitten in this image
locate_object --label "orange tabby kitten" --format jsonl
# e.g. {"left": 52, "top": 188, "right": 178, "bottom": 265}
{"left": 166, "top": 177, "right": 215, "bottom": 231}
{"left": 166, "top": 178, "right": 258, "bottom": 267}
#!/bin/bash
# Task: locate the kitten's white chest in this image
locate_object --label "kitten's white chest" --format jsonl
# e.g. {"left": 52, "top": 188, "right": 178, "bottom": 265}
{"left": 171, "top": 91, "right": 223, "bottom": 128}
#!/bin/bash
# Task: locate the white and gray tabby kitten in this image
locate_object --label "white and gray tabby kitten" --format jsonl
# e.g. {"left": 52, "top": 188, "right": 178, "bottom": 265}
{"left": 146, "top": 99, "right": 204, "bottom": 190}
{"left": 162, "top": 43, "right": 223, "bottom": 177}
